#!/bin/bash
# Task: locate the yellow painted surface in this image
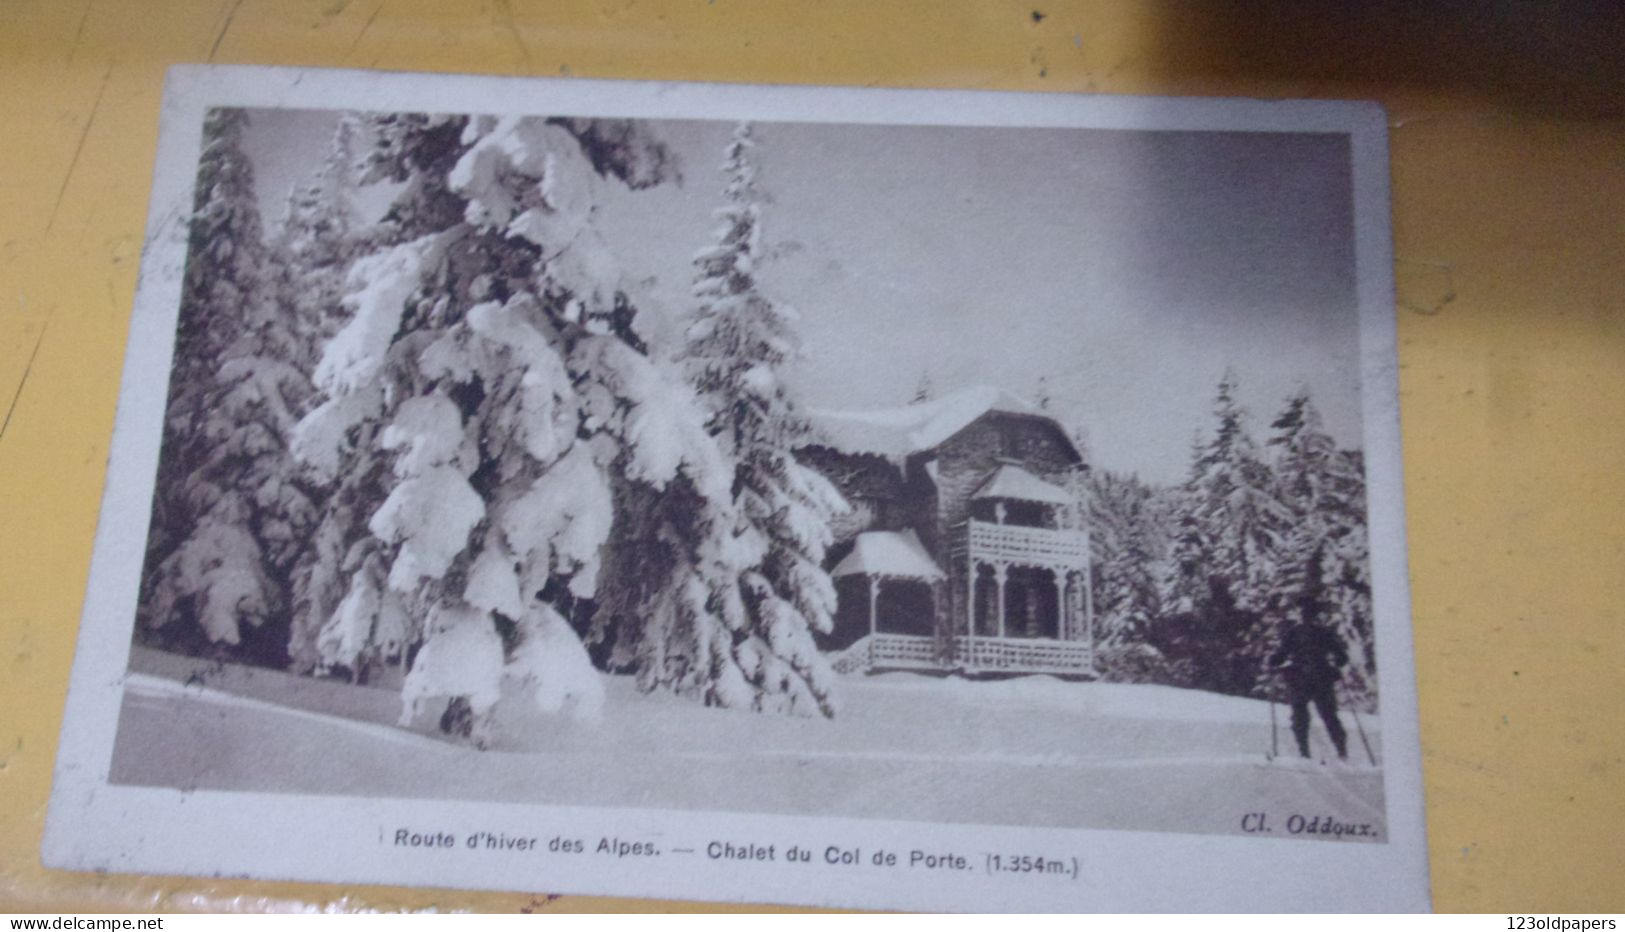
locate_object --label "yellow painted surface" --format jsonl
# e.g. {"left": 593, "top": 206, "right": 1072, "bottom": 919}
{"left": 1, "top": 0, "right": 1621, "bottom": 913}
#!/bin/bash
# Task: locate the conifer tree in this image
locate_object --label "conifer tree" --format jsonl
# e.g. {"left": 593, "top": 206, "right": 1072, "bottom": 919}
{"left": 1088, "top": 471, "right": 1167, "bottom": 681}
{"left": 1264, "top": 389, "right": 1333, "bottom": 632}
{"left": 275, "top": 113, "right": 363, "bottom": 343}
{"left": 1267, "top": 389, "right": 1376, "bottom": 705}
{"left": 1159, "top": 433, "right": 1211, "bottom": 624}
{"left": 1159, "top": 432, "right": 1212, "bottom": 619}
{"left": 290, "top": 113, "right": 723, "bottom": 739}
{"left": 598, "top": 123, "right": 845, "bottom": 717}
{"left": 1327, "top": 448, "right": 1376, "bottom": 706}
{"left": 1190, "top": 370, "right": 1288, "bottom": 614}
{"left": 139, "top": 108, "right": 317, "bottom": 661}
{"left": 272, "top": 114, "right": 375, "bottom": 673}
{"left": 1155, "top": 374, "right": 1289, "bottom": 696}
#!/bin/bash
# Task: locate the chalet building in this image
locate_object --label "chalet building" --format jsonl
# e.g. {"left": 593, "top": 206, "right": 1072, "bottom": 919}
{"left": 801, "top": 386, "right": 1095, "bottom": 677}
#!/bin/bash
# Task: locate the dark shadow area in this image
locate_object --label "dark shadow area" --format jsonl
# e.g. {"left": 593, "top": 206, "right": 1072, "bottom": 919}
{"left": 1134, "top": 1, "right": 1624, "bottom": 117}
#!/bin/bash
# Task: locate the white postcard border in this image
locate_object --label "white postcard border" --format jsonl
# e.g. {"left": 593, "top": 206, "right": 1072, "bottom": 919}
{"left": 44, "top": 64, "right": 1428, "bottom": 913}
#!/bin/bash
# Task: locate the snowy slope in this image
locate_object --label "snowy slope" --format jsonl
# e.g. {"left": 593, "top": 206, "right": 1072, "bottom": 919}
{"left": 112, "top": 648, "right": 1385, "bottom": 840}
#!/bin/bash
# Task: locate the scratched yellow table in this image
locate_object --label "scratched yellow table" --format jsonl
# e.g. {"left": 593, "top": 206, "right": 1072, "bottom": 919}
{"left": 2, "top": 1, "right": 1621, "bottom": 913}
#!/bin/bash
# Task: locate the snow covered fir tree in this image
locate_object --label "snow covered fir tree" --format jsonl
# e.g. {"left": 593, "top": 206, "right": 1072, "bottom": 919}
{"left": 132, "top": 107, "right": 1383, "bottom": 757}
{"left": 137, "top": 108, "right": 317, "bottom": 665}
{"left": 592, "top": 123, "right": 846, "bottom": 717}
{"left": 283, "top": 112, "right": 797, "bottom": 740}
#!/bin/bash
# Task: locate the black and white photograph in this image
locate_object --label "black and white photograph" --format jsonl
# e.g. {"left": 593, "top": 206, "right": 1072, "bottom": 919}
{"left": 46, "top": 66, "right": 1427, "bottom": 912}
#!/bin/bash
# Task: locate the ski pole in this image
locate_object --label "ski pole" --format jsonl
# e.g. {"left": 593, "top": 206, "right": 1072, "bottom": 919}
{"left": 1268, "top": 678, "right": 1279, "bottom": 760}
{"left": 1341, "top": 681, "right": 1377, "bottom": 766}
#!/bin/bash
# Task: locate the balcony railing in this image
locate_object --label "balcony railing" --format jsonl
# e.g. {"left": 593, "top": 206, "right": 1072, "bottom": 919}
{"left": 952, "top": 519, "right": 1089, "bottom": 569}
{"left": 830, "top": 633, "right": 1093, "bottom": 676}
{"left": 954, "top": 635, "right": 1092, "bottom": 675}
{"left": 829, "top": 633, "right": 945, "bottom": 674}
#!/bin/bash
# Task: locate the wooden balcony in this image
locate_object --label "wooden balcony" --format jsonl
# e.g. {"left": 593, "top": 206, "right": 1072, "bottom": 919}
{"left": 830, "top": 633, "right": 943, "bottom": 674}
{"left": 955, "top": 635, "right": 1092, "bottom": 675}
{"left": 829, "top": 632, "right": 1094, "bottom": 677}
{"left": 952, "top": 519, "right": 1089, "bottom": 570}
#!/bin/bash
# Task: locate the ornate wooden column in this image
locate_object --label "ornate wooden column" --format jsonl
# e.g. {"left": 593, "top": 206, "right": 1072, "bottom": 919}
{"left": 931, "top": 577, "right": 947, "bottom": 659}
{"left": 1053, "top": 567, "right": 1067, "bottom": 641}
{"left": 964, "top": 555, "right": 976, "bottom": 670}
{"left": 1083, "top": 563, "right": 1095, "bottom": 664}
{"left": 994, "top": 563, "right": 1008, "bottom": 638}
{"left": 867, "top": 574, "right": 879, "bottom": 637}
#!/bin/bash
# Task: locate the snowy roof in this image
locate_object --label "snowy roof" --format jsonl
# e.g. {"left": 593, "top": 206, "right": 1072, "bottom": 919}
{"left": 971, "top": 464, "right": 1074, "bottom": 506}
{"left": 831, "top": 530, "right": 944, "bottom": 581}
{"left": 807, "top": 386, "right": 1057, "bottom": 462}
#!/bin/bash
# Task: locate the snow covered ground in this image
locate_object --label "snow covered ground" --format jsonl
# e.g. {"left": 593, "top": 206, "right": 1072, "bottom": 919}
{"left": 111, "top": 647, "right": 1386, "bottom": 841}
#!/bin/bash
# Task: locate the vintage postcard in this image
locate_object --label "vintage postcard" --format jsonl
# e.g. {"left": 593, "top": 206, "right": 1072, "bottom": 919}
{"left": 45, "top": 65, "right": 1428, "bottom": 911}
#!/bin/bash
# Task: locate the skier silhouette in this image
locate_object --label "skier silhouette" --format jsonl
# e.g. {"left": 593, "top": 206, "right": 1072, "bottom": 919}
{"left": 1269, "top": 605, "right": 1350, "bottom": 761}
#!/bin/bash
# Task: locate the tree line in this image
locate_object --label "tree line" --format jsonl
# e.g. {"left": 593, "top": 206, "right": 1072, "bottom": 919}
{"left": 1086, "top": 373, "right": 1377, "bottom": 708}
{"left": 139, "top": 110, "right": 844, "bottom": 740}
